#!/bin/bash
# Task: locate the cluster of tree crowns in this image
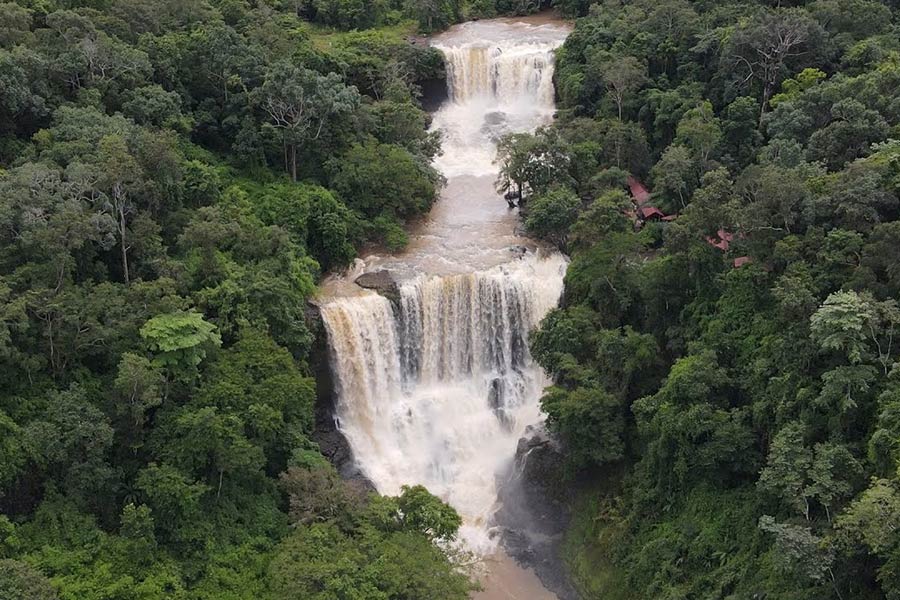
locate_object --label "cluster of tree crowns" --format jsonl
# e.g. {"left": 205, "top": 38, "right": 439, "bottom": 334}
{"left": 0, "top": 0, "right": 525, "bottom": 597}
{"left": 490, "top": 0, "right": 900, "bottom": 598}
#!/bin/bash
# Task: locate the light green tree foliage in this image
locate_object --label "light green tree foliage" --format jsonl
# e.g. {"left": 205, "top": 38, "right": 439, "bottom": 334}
{"left": 140, "top": 311, "right": 221, "bottom": 378}
{"left": 595, "top": 54, "right": 647, "bottom": 120}
{"left": 112, "top": 353, "right": 164, "bottom": 447}
{"left": 395, "top": 484, "right": 462, "bottom": 541}
{"left": 495, "top": 127, "right": 572, "bottom": 199}
{"left": 269, "top": 484, "right": 471, "bottom": 600}
{"left": 759, "top": 424, "right": 861, "bottom": 521}
{"left": 651, "top": 144, "right": 695, "bottom": 207}
{"left": 758, "top": 515, "right": 839, "bottom": 591}
{"left": 811, "top": 290, "right": 900, "bottom": 373}
{"left": 674, "top": 101, "right": 722, "bottom": 166}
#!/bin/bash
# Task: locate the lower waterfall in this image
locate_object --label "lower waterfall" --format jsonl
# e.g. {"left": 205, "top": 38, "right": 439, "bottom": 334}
{"left": 320, "top": 254, "right": 566, "bottom": 551}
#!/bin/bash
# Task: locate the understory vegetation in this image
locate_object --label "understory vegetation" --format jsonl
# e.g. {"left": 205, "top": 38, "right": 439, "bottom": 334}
{"left": 500, "top": 0, "right": 900, "bottom": 597}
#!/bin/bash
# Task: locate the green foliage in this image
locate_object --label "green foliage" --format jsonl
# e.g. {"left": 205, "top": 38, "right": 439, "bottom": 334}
{"left": 269, "top": 485, "right": 470, "bottom": 600}
{"left": 140, "top": 311, "right": 222, "bottom": 377}
{"left": 540, "top": 0, "right": 900, "bottom": 595}
{"left": 542, "top": 386, "right": 625, "bottom": 470}
{"left": 0, "top": 559, "right": 58, "bottom": 600}
{"left": 0, "top": 2, "right": 467, "bottom": 596}
{"left": 524, "top": 185, "right": 581, "bottom": 248}
{"left": 327, "top": 139, "right": 439, "bottom": 219}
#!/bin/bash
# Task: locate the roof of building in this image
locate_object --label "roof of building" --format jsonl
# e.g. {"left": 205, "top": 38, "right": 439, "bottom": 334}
{"left": 627, "top": 176, "right": 651, "bottom": 206}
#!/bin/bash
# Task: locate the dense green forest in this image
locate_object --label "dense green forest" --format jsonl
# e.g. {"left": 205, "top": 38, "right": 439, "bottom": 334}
{"left": 5, "top": 0, "right": 900, "bottom": 597}
{"left": 0, "top": 0, "right": 507, "bottom": 597}
{"left": 500, "top": 0, "right": 900, "bottom": 598}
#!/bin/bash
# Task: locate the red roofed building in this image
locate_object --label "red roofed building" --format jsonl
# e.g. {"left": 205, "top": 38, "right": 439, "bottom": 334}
{"left": 627, "top": 176, "right": 651, "bottom": 206}
{"left": 639, "top": 205, "right": 667, "bottom": 220}
{"left": 733, "top": 256, "right": 752, "bottom": 268}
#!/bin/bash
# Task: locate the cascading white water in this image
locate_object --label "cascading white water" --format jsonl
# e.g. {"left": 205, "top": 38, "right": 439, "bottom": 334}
{"left": 430, "top": 22, "right": 567, "bottom": 179}
{"left": 321, "top": 256, "right": 566, "bottom": 550}
{"left": 319, "top": 18, "right": 571, "bottom": 556}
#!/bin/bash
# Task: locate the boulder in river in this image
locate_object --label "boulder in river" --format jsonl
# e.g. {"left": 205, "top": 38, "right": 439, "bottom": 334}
{"left": 355, "top": 270, "right": 400, "bottom": 304}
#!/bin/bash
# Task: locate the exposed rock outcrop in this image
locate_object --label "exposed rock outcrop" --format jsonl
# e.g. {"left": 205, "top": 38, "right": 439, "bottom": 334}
{"left": 495, "top": 424, "right": 579, "bottom": 600}
{"left": 355, "top": 270, "right": 401, "bottom": 305}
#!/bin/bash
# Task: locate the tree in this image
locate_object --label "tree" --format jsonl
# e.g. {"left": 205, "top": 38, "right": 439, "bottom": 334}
{"left": 121, "top": 85, "right": 186, "bottom": 129}
{"left": 0, "top": 411, "right": 24, "bottom": 492}
{"left": 96, "top": 134, "right": 144, "bottom": 284}
{"left": 112, "top": 353, "right": 164, "bottom": 439}
{"left": 327, "top": 140, "right": 439, "bottom": 219}
{"left": 404, "top": 0, "right": 459, "bottom": 32}
{"left": 280, "top": 460, "right": 359, "bottom": 525}
{"left": 651, "top": 144, "right": 695, "bottom": 207}
{"left": 524, "top": 185, "right": 580, "bottom": 248}
{"left": 541, "top": 386, "right": 625, "bottom": 470}
{"left": 807, "top": 98, "right": 889, "bottom": 169}
{"left": 811, "top": 290, "right": 900, "bottom": 373}
{"left": 135, "top": 463, "right": 210, "bottom": 545}
{"left": 24, "top": 386, "right": 115, "bottom": 506}
{"left": 726, "top": 9, "right": 826, "bottom": 119}
{"left": 155, "top": 406, "right": 264, "bottom": 499}
{"left": 758, "top": 516, "right": 841, "bottom": 598}
{"left": 0, "top": 3, "right": 31, "bottom": 49}
{"left": 396, "top": 485, "right": 462, "bottom": 541}
{"left": 837, "top": 477, "right": 900, "bottom": 556}
{"left": 495, "top": 128, "right": 572, "bottom": 201}
{"left": 758, "top": 424, "right": 860, "bottom": 522}
{"left": 260, "top": 61, "right": 359, "bottom": 181}
{"left": 140, "top": 311, "right": 221, "bottom": 381}
{"left": 674, "top": 101, "right": 722, "bottom": 166}
{"left": 0, "top": 559, "right": 58, "bottom": 600}
{"left": 594, "top": 54, "right": 647, "bottom": 120}
{"left": 199, "top": 328, "right": 316, "bottom": 463}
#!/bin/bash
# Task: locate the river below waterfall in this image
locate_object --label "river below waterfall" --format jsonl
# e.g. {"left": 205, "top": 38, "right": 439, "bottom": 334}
{"left": 318, "top": 15, "right": 572, "bottom": 598}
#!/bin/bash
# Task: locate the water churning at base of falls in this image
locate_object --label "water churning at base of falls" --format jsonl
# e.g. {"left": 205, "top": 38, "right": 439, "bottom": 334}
{"left": 319, "top": 18, "right": 571, "bottom": 554}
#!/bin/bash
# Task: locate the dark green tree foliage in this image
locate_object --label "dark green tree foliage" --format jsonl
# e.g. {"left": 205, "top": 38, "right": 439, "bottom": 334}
{"left": 530, "top": 0, "right": 900, "bottom": 598}
{"left": 0, "top": 2, "right": 470, "bottom": 597}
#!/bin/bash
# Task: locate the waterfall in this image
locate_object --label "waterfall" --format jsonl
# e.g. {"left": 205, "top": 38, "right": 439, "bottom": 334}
{"left": 321, "top": 254, "right": 566, "bottom": 552}
{"left": 318, "top": 19, "right": 570, "bottom": 555}
{"left": 440, "top": 45, "right": 558, "bottom": 106}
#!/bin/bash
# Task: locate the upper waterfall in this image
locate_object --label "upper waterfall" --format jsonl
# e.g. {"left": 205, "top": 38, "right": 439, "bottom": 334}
{"left": 317, "top": 17, "right": 571, "bottom": 556}
{"left": 430, "top": 21, "right": 567, "bottom": 179}
{"left": 439, "top": 45, "right": 557, "bottom": 106}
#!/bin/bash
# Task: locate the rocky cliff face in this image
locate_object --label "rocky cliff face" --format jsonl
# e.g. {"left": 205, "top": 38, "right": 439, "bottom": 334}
{"left": 495, "top": 424, "right": 579, "bottom": 600}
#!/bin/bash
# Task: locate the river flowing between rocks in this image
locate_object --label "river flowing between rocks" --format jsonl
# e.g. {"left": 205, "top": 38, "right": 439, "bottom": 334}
{"left": 318, "top": 15, "right": 572, "bottom": 598}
